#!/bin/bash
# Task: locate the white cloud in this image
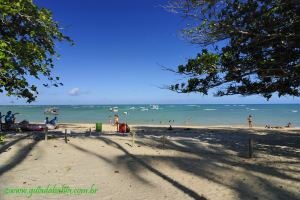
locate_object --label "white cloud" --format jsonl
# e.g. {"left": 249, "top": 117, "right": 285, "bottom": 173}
{"left": 69, "top": 88, "right": 80, "bottom": 96}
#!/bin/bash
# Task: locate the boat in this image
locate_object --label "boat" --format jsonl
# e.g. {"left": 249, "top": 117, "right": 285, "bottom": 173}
{"left": 44, "top": 107, "right": 59, "bottom": 115}
{"left": 110, "top": 107, "right": 118, "bottom": 112}
{"left": 150, "top": 105, "right": 159, "bottom": 110}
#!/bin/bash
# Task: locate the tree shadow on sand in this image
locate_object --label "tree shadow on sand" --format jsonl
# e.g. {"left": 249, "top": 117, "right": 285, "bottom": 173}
{"left": 0, "top": 133, "right": 43, "bottom": 177}
{"left": 133, "top": 126, "right": 300, "bottom": 159}
{"left": 70, "top": 126, "right": 300, "bottom": 200}
{"left": 113, "top": 133, "right": 299, "bottom": 200}
{"left": 69, "top": 136, "right": 207, "bottom": 200}
{"left": 0, "top": 133, "right": 33, "bottom": 153}
{"left": 3, "top": 126, "right": 297, "bottom": 200}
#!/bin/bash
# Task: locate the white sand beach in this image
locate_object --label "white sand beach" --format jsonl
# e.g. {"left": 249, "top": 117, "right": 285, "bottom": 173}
{"left": 0, "top": 124, "right": 299, "bottom": 200}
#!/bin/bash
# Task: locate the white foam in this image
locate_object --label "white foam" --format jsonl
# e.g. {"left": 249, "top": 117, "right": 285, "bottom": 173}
{"left": 204, "top": 109, "right": 217, "bottom": 111}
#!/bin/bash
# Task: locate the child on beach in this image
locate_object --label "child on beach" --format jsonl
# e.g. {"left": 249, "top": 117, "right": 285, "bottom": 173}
{"left": 247, "top": 115, "right": 253, "bottom": 128}
{"left": 114, "top": 114, "right": 119, "bottom": 131}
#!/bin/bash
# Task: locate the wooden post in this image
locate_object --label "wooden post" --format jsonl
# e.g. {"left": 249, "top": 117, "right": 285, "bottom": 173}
{"left": 89, "top": 128, "right": 92, "bottom": 136}
{"left": 248, "top": 139, "right": 254, "bottom": 158}
{"left": 44, "top": 127, "right": 48, "bottom": 141}
{"left": 65, "top": 129, "right": 68, "bottom": 143}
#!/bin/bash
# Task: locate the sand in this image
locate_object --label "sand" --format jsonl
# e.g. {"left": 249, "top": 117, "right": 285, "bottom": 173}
{"left": 0, "top": 123, "right": 299, "bottom": 200}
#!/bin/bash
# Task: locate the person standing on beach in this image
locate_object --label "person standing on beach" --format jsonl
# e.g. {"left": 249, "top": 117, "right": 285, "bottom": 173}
{"left": 247, "top": 115, "right": 253, "bottom": 128}
{"left": 114, "top": 114, "right": 119, "bottom": 131}
{"left": 0, "top": 112, "right": 5, "bottom": 131}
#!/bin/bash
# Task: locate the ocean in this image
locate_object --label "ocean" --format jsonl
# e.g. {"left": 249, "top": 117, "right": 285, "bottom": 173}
{"left": 0, "top": 104, "right": 299, "bottom": 127}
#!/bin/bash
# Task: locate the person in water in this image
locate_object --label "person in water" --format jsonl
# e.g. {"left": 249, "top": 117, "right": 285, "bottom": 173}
{"left": 49, "top": 117, "right": 57, "bottom": 126}
{"left": 247, "top": 115, "right": 253, "bottom": 128}
{"left": 108, "top": 116, "right": 112, "bottom": 125}
{"left": 286, "top": 122, "right": 292, "bottom": 128}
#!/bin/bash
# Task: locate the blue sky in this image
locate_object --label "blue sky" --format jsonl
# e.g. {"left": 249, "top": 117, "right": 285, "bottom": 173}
{"left": 1, "top": 0, "right": 299, "bottom": 105}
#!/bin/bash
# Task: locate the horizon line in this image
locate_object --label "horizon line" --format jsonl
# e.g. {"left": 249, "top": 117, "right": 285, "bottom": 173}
{"left": 1, "top": 103, "right": 300, "bottom": 106}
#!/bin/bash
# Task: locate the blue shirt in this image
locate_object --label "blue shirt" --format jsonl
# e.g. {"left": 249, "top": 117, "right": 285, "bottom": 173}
{"left": 5, "top": 114, "right": 13, "bottom": 123}
{"left": 49, "top": 118, "right": 57, "bottom": 125}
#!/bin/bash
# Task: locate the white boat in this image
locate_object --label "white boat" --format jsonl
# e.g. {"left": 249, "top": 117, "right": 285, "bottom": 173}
{"left": 44, "top": 107, "right": 59, "bottom": 115}
{"left": 150, "top": 105, "right": 159, "bottom": 110}
{"left": 110, "top": 107, "right": 118, "bottom": 112}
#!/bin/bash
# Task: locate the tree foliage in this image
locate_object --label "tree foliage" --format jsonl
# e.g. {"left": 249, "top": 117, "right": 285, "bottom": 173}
{"left": 167, "top": 0, "right": 300, "bottom": 99}
{"left": 0, "top": 0, "right": 73, "bottom": 102}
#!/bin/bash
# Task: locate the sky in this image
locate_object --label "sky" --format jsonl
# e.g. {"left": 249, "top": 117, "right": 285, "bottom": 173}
{"left": 1, "top": 0, "right": 299, "bottom": 105}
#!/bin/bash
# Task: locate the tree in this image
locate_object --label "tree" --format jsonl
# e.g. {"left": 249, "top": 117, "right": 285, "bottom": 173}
{"left": 0, "top": 0, "right": 73, "bottom": 102}
{"left": 166, "top": 0, "right": 300, "bottom": 99}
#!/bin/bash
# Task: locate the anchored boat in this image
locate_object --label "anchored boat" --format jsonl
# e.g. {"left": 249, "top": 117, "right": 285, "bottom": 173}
{"left": 44, "top": 107, "right": 60, "bottom": 115}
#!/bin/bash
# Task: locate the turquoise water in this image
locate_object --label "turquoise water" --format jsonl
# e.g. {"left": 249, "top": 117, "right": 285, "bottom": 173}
{"left": 0, "top": 104, "right": 299, "bottom": 127}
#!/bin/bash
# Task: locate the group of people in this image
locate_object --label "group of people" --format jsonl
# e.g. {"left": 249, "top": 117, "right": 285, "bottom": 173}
{"left": 110, "top": 114, "right": 130, "bottom": 133}
{"left": 0, "top": 111, "right": 19, "bottom": 131}
{"left": 247, "top": 114, "right": 293, "bottom": 129}
{"left": 108, "top": 114, "right": 120, "bottom": 126}
{"left": 265, "top": 122, "right": 292, "bottom": 129}
{"left": 0, "top": 111, "right": 58, "bottom": 125}
{"left": 0, "top": 111, "right": 19, "bottom": 125}
{"left": 45, "top": 117, "right": 58, "bottom": 126}
{"left": 0, "top": 110, "right": 58, "bottom": 131}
